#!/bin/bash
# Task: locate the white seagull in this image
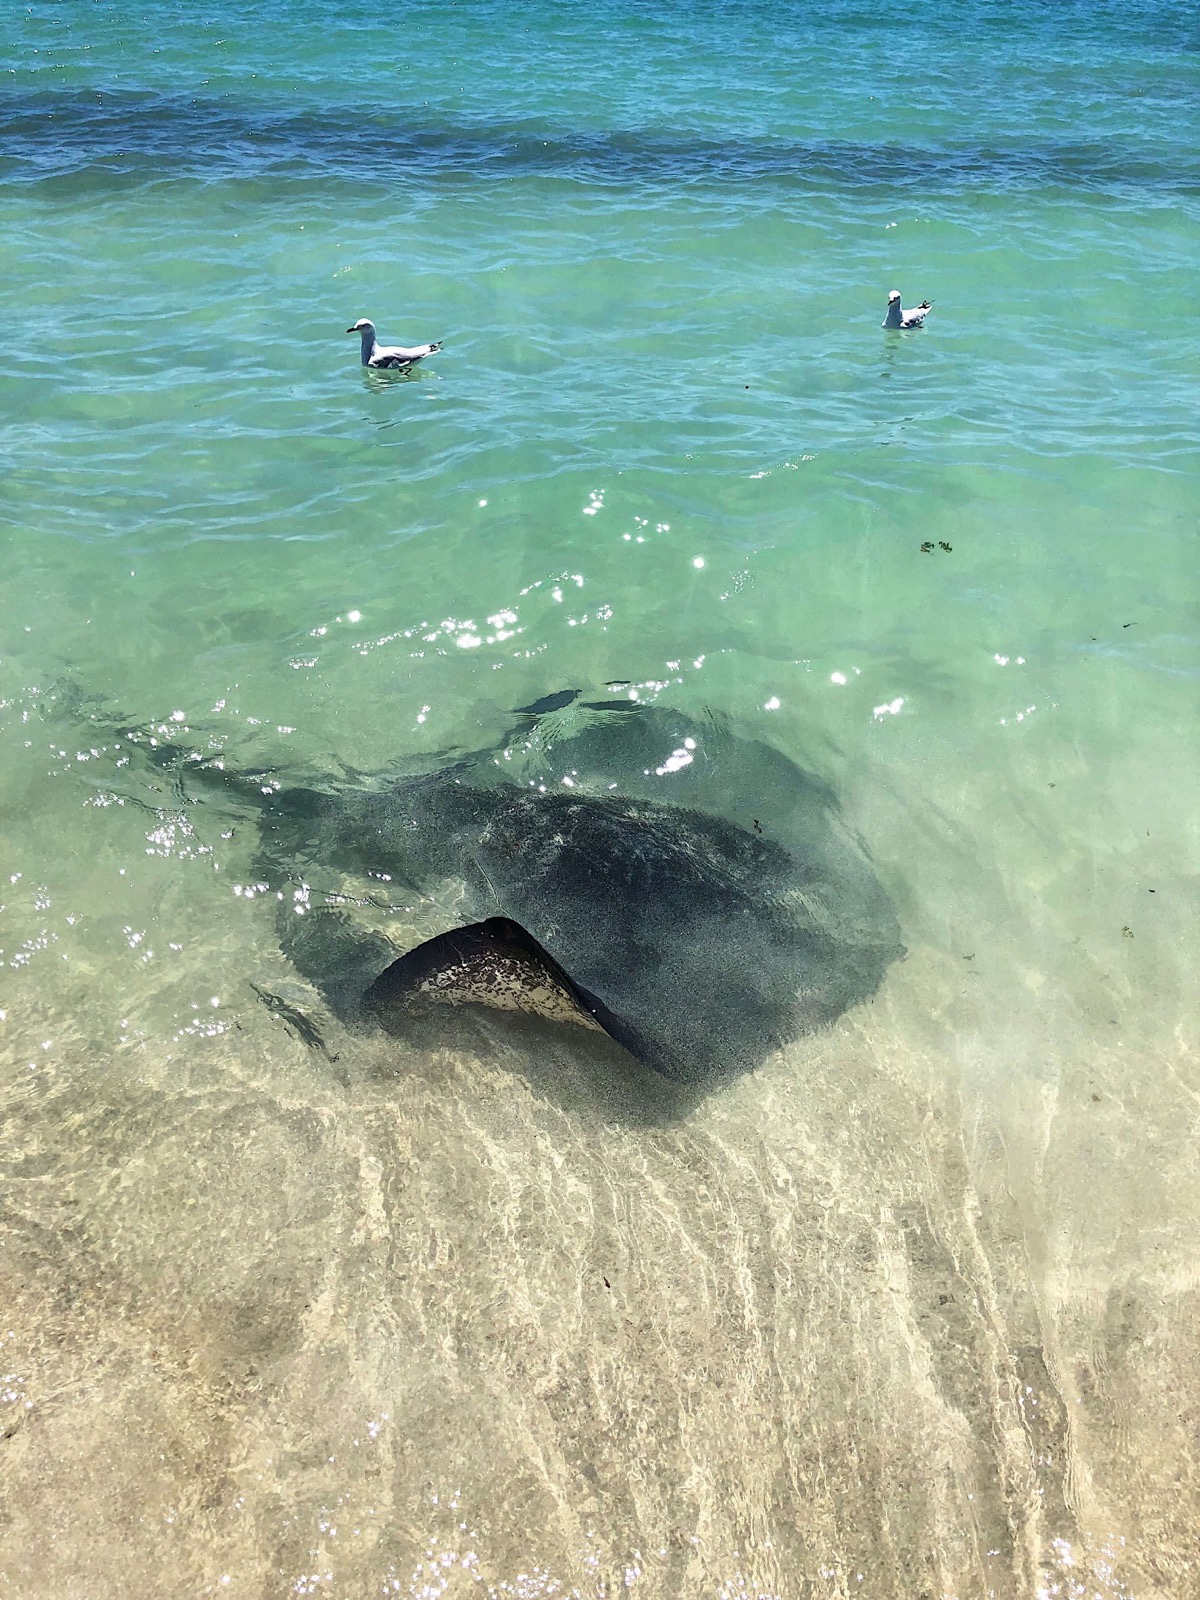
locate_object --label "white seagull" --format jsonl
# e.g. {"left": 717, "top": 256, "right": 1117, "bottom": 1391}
{"left": 882, "top": 290, "right": 932, "bottom": 330}
{"left": 347, "top": 318, "right": 442, "bottom": 369}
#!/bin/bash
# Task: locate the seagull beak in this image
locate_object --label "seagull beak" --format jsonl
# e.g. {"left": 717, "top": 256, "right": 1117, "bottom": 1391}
{"left": 346, "top": 325, "right": 357, "bottom": 334}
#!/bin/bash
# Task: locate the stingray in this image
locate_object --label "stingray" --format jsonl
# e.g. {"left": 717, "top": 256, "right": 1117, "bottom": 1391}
{"left": 103, "top": 695, "right": 904, "bottom": 1084}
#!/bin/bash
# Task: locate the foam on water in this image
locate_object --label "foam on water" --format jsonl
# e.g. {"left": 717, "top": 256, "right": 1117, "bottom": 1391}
{"left": 1, "top": 1, "right": 1198, "bottom": 1594}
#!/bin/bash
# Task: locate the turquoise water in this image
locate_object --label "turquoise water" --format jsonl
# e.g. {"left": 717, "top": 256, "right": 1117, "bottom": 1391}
{"left": 2, "top": 3, "right": 1199, "bottom": 1595}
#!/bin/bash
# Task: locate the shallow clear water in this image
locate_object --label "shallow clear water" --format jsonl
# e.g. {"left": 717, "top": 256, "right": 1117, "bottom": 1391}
{"left": 2, "top": 2, "right": 1198, "bottom": 1595}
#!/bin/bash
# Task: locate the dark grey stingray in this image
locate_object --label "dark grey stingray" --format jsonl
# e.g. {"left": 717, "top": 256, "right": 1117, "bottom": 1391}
{"left": 105, "top": 697, "right": 904, "bottom": 1084}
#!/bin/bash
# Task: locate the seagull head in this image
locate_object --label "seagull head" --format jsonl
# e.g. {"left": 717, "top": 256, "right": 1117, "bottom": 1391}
{"left": 347, "top": 318, "right": 376, "bottom": 336}
{"left": 887, "top": 290, "right": 901, "bottom": 304}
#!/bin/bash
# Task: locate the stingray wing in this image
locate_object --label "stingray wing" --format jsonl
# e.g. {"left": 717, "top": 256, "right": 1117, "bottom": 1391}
{"left": 362, "top": 915, "right": 652, "bottom": 1064}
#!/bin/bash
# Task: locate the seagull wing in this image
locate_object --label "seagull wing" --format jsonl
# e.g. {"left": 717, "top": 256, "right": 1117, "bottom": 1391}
{"left": 900, "top": 303, "right": 931, "bottom": 328}
{"left": 369, "top": 341, "right": 442, "bottom": 367}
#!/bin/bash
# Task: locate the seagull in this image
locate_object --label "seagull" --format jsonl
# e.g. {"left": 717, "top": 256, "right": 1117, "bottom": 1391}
{"left": 882, "top": 291, "right": 932, "bottom": 330}
{"left": 347, "top": 318, "right": 442, "bottom": 369}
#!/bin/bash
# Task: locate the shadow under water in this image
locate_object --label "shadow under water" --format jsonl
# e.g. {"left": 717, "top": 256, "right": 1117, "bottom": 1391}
{"left": 94, "top": 690, "right": 904, "bottom": 1113}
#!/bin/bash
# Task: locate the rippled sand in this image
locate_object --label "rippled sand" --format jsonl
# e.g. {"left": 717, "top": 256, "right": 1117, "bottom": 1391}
{"left": 5, "top": 991, "right": 1198, "bottom": 1599}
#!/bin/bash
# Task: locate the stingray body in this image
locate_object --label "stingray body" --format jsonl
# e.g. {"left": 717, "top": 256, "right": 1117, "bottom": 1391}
{"left": 119, "top": 698, "right": 903, "bottom": 1084}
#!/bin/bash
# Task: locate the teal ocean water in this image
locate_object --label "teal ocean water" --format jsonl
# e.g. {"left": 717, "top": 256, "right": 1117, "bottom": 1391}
{"left": 2, "top": 2, "right": 1198, "bottom": 1595}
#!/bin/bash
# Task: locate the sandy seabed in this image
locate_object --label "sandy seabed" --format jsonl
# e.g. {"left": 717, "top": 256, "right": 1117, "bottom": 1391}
{"left": 4, "top": 940, "right": 1199, "bottom": 1598}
